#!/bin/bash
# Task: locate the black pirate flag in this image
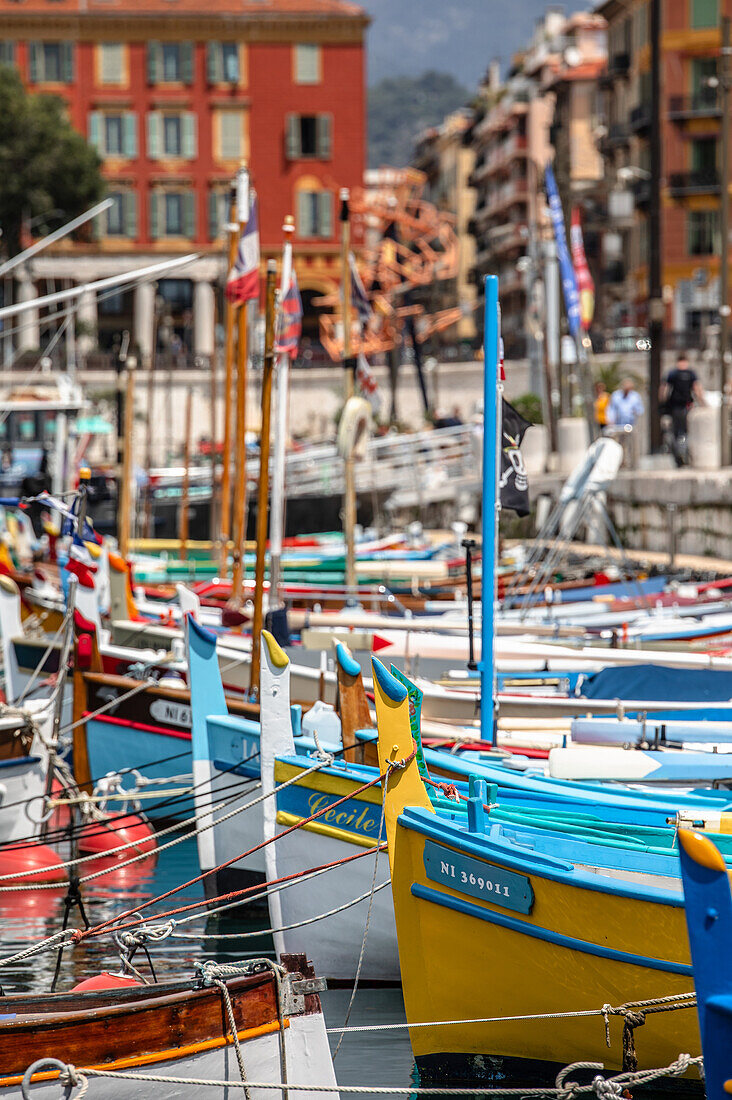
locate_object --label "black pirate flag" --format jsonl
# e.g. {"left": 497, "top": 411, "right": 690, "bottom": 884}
{"left": 499, "top": 399, "right": 531, "bottom": 517}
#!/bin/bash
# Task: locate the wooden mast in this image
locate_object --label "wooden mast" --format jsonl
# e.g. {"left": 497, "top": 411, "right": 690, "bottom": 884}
{"left": 230, "top": 165, "right": 250, "bottom": 604}
{"left": 268, "top": 215, "right": 295, "bottom": 606}
{"left": 209, "top": 289, "right": 219, "bottom": 542}
{"left": 117, "top": 356, "right": 136, "bottom": 557}
{"left": 219, "top": 178, "right": 241, "bottom": 573}
{"left": 249, "top": 260, "right": 278, "bottom": 697}
{"left": 179, "top": 386, "right": 193, "bottom": 559}
{"left": 339, "top": 188, "right": 357, "bottom": 596}
{"left": 144, "top": 288, "right": 159, "bottom": 538}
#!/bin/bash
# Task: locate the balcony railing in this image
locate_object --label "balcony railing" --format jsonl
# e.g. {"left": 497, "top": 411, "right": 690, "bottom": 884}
{"left": 668, "top": 91, "right": 720, "bottom": 120}
{"left": 602, "top": 52, "right": 630, "bottom": 84}
{"left": 668, "top": 169, "right": 720, "bottom": 195}
{"left": 629, "top": 104, "right": 651, "bottom": 131}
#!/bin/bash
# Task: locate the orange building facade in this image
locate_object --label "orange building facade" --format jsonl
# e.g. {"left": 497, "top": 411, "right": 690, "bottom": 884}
{"left": 0, "top": 0, "right": 367, "bottom": 361}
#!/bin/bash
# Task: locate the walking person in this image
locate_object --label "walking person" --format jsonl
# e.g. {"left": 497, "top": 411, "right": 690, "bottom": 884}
{"left": 607, "top": 378, "right": 644, "bottom": 467}
{"left": 593, "top": 380, "right": 610, "bottom": 433}
{"left": 659, "top": 351, "right": 705, "bottom": 466}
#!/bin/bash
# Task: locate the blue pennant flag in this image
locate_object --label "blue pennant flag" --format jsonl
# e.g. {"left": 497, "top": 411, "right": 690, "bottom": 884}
{"left": 545, "top": 164, "right": 581, "bottom": 343}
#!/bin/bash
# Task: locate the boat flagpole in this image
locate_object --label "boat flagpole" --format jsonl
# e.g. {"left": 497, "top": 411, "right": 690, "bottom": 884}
{"left": 117, "top": 355, "right": 137, "bottom": 558}
{"left": 480, "top": 275, "right": 500, "bottom": 744}
{"left": 249, "top": 260, "right": 278, "bottom": 697}
{"left": 179, "top": 385, "right": 193, "bottom": 560}
{"left": 269, "top": 215, "right": 295, "bottom": 606}
{"left": 339, "top": 188, "right": 357, "bottom": 598}
{"left": 230, "top": 166, "right": 251, "bottom": 604}
{"left": 219, "top": 178, "right": 241, "bottom": 573}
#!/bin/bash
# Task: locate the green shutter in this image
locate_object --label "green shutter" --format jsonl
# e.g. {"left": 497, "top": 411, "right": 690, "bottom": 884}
{"left": 297, "top": 190, "right": 311, "bottom": 237}
{"left": 0, "top": 43, "right": 15, "bottom": 67}
{"left": 29, "top": 42, "right": 40, "bottom": 82}
{"left": 124, "top": 192, "right": 137, "bottom": 239}
{"left": 181, "top": 42, "right": 193, "bottom": 85}
{"left": 88, "top": 111, "right": 102, "bottom": 152}
{"left": 208, "top": 190, "right": 220, "bottom": 240}
{"left": 123, "top": 112, "right": 137, "bottom": 158}
{"left": 318, "top": 191, "right": 333, "bottom": 238}
{"left": 147, "top": 42, "right": 159, "bottom": 84}
{"left": 182, "top": 112, "right": 197, "bottom": 159}
{"left": 183, "top": 191, "right": 195, "bottom": 239}
{"left": 147, "top": 111, "right": 161, "bottom": 159}
{"left": 317, "top": 114, "right": 332, "bottom": 159}
{"left": 61, "top": 42, "right": 73, "bottom": 83}
{"left": 150, "top": 191, "right": 160, "bottom": 240}
{"left": 206, "top": 42, "right": 220, "bottom": 83}
{"left": 285, "top": 113, "right": 300, "bottom": 159}
{"left": 691, "top": 0, "right": 718, "bottom": 28}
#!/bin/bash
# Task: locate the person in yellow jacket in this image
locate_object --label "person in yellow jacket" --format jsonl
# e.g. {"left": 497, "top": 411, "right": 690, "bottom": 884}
{"left": 594, "top": 380, "right": 610, "bottom": 430}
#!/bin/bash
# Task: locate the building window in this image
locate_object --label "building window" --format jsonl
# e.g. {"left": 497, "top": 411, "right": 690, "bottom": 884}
{"left": 297, "top": 189, "right": 332, "bottom": 239}
{"left": 0, "top": 43, "right": 15, "bottom": 67}
{"left": 294, "top": 43, "right": 321, "bottom": 84}
{"left": 99, "top": 43, "right": 124, "bottom": 85}
{"left": 691, "top": 57, "right": 717, "bottom": 100}
{"left": 150, "top": 189, "right": 196, "bottom": 239}
{"left": 285, "top": 113, "right": 332, "bottom": 159}
{"left": 208, "top": 188, "right": 230, "bottom": 241}
{"left": 217, "top": 109, "right": 246, "bottom": 160}
{"left": 688, "top": 210, "right": 719, "bottom": 255}
{"left": 28, "top": 42, "right": 73, "bottom": 83}
{"left": 88, "top": 111, "right": 137, "bottom": 158}
{"left": 691, "top": 0, "right": 718, "bottom": 28}
{"left": 207, "top": 42, "right": 239, "bottom": 83}
{"left": 102, "top": 192, "right": 137, "bottom": 238}
{"left": 147, "top": 111, "right": 197, "bottom": 159}
{"left": 147, "top": 41, "right": 193, "bottom": 85}
{"left": 691, "top": 137, "right": 717, "bottom": 173}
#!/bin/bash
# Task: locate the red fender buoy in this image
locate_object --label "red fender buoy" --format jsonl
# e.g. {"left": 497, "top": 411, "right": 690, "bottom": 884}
{"left": 71, "top": 972, "right": 142, "bottom": 992}
{"left": 76, "top": 814, "right": 156, "bottom": 859}
{"left": 0, "top": 842, "right": 68, "bottom": 884}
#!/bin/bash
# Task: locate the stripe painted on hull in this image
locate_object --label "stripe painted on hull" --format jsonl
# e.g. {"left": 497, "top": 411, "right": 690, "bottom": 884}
{"left": 276, "top": 811, "right": 379, "bottom": 848}
{"left": 0, "top": 1018, "right": 288, "bottom": 1086}
{"left": 85, "top": 712, "right": 192, "bottom": 741}
{"left": 410, "top": 883, "right": 694, "bottom": 977}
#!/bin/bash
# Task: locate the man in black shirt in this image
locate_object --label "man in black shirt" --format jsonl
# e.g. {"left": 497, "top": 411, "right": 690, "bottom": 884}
{"left": 659, "top": 352, "right": 705, "bottom": 462}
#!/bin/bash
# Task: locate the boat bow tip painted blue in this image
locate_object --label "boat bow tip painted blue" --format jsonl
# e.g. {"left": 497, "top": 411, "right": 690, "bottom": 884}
{"left": 336, "top": 641, "right": 361, "bottom": 678}
{"left": 371, "top": 657, "right": 408, "bottom": 704}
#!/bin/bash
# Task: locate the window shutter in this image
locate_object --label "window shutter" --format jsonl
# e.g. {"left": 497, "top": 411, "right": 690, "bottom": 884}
{"left": 29, "top": 42, "right": 40, "bottom": 82}
{"left": 183, "top": 191, "right": 196, "bottom": 239}
{"left": 220, "top": 111, "right": 240, "bottom": 159}
{"left": 181, "top": 42, "right": 193, "bottom": 85}
{"left": 208, "top": 190, "right": 220, "bottom": 240}
{"left": 88, "top": 111, "right": 102, "bottom": 152}
{"left": 317, "top": 114, "right": 332, "bottom": 159}
{"left": 318, "top": 191, "right": 333, "bottom": 238}
{"left": 0, "top": 43, "right": 15, "bottom": 67}
{"left": 285, "top": 113, "right": 300, "bottom": 159}
{"left": 297, "top": 190, "right": 312, "bottom": 237}
{"left": 147, "top": 42, "right": 159, "bottom": 84}
{"left": 123, "top": 112, "right": 137, "bottom": 158}
{"left": 147, "top": 111, "right": 161, "bottom": 159}
{"left": 182, "top": 112, "right": 197, "bottom": 159}
{"left": 123, "top": 193, "right": 137, "bottom": 239}
{"left": 149, "top": 191, "right": 160, "bottom": 240}
{"left": 206, "top": 42, "right": 220, "bottom": 83}
{"left": 61, "top": 42, "right": 73, "bottom": 82}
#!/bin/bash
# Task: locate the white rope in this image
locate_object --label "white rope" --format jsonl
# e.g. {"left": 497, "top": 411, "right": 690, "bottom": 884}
{"left": 172, "top": 880, "right": 391, "bottom": 940}
{"left": 52, "top": 1053, "right": 705, "bottom": 1096}
{"left": 0, "top": 929, "right": 78, "bottom": 970}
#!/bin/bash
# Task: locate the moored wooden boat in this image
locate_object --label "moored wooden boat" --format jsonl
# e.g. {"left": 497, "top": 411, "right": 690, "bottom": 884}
{"left": 1, "top": 954, "right": 336, "bottom": 1099}
{"left": 371, "top": 656, "right": 703, "bottom": 1084}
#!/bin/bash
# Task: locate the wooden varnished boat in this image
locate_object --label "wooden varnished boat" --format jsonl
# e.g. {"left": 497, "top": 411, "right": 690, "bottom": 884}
{"left": 0, "top": 954, "right": 337, "bottom": 1098}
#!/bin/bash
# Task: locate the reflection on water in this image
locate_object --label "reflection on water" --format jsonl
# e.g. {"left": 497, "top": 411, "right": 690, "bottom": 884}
{"left": 0, "top": 837, "right": 702, "bottom": 1097}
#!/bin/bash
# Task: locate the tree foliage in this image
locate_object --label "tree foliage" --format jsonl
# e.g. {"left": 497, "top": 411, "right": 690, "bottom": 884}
{"left": 368, "top": 70, "right": 469, "bottom": 168}
{"left": 0, "top": 65, "right": 104, "bottom": 255}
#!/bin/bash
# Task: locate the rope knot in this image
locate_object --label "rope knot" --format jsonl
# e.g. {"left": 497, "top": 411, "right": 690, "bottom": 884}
{"left": 592, "top": 1075, "right": 623, "bottom": 1099}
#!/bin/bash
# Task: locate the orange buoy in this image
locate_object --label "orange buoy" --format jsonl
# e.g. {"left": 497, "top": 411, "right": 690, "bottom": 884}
{"left": 76, "top": 814, "right": 156, "bottom": 858}
{"left": 0, "top": 842, "right": 68, "bottom": 884}
{"left": 71, "top": 972, "right": 142, "bottom": 992}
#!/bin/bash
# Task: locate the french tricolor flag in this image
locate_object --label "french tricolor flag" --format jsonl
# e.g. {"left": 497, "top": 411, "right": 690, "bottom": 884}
{"left": 226, "top": 196, "right": 260, "bottom": 304}
{"left": 275, "top": 269, "right": 303, "bottom": 360}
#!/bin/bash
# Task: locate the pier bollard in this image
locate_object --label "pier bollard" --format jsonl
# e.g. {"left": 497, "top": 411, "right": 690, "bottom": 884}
{"left": 557, "top": 417, "right": 590, "bottom": 475}
{"left": 521, "top": 424, "right": 549, "bottom": 475}
{"left": 688, "top": 406, "right": 721, "bottom": 470}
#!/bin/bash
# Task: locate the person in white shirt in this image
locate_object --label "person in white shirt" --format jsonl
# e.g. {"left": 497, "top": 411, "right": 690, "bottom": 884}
{"left": 608, "top": 378, "right": 644, "bottom": 428}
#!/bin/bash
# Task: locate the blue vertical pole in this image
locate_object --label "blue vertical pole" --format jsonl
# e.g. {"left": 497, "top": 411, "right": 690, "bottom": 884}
{"left": 480, "top": 275, "right": 499, "bottom": 743}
